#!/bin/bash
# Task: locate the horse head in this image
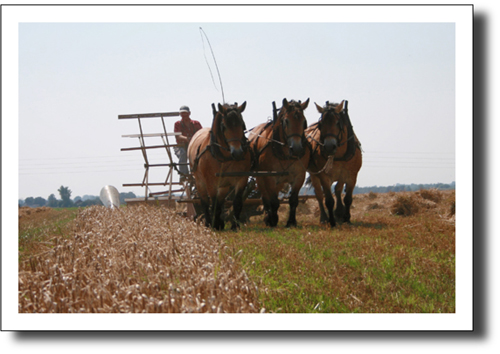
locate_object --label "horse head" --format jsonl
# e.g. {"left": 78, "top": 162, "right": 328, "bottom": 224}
{"left": 314, "top": 100, "right": 345, "bottom": 157}
{"left": 213, "top": 101, "right": 248, "bottom": 161}
{"left": 279, "top": 98, "right": 309, "bottom": 157}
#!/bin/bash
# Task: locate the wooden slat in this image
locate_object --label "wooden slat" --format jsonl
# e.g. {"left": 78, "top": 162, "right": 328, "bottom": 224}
{"left": 118, "top": 112, "right": 180, "bottom": 119}
{"left": 121, "top": 144, "right": 180, "bottom": 151}
{"left": 122, "top": 132, "right": 181, "bottom": 138}
{"left": 123, "top": 182, "right": 184, "bottom": 187}
{"left": 148, "top": 189, "right": 184, "bottom": 196}
{"left": 146, "top": 163, "right": 189, "bottom": 167}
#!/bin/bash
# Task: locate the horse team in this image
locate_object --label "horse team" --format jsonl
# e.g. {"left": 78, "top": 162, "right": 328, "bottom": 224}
{"left": 188, "top": 98, "right": 362, "bottom": 230}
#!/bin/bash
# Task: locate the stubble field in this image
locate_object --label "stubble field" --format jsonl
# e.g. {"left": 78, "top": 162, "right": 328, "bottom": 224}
{"left": 18, "top": 189, "right": 455, "bottom": 313}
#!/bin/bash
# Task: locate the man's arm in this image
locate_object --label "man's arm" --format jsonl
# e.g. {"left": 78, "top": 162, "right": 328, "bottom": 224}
{"left": 174, "top": 121, "right": 190, "bottom": 145}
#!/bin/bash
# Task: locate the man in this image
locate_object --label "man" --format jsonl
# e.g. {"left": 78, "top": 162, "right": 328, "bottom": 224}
{"left": 174, "top": 105, "right": 202, "bottom": 178}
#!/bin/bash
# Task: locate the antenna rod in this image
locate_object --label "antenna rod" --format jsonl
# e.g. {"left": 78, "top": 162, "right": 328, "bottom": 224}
{"left": 200, "top": 27, "right": 225, "bottom": 103}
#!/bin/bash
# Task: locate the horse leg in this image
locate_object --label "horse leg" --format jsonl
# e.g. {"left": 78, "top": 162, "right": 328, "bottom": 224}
{"left": 310, "top": 175, "right": 328, "bottom": 224}
{"left": 334, "top": 181, "right": 346, "bottom": 222}
{"left": 320, "top": 177, "right": 336, "bottom": 228}
{"left": 197, "top": 185, "right": 212, "bottom": 228}
{"left": 200, "top": 196, "right": 212, "bottom": 227}
{"left": 286, "top": 189, "right": 299, "bottom": 228}
{"left": 269, "top": 193, "right": 280, "bottom": 227}
{"left": 258, "top": 177, "right": 279, "bottom": 227}
{"left": 231, "top": 179, "right": 247, "bottom": 230}
{"left": 257, "top": 178, "right": 271, "bottom": 226}
{"left": 262, "top": 197, "right": 272, "bottom": 226}
{"left": 200, "top": 198, "right": 211, "bottom": 228}
{"left": 342, "top": 179, "right": 356, "bottom": 224}
{"left": 211, "top": 191, "right": 227, "bottom": 231}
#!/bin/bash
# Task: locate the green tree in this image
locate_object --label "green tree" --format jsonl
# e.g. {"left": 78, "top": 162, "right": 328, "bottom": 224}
{"left": 24, "top": 197, "right": 34, "bottom": 206}
{"left": 58, "top": 186, "right": 73, "bottom": 208}
{"left": 47, "top": 194, "right": 58, "bottom": 207}
{"left": 33, "top": 197, "right": 47, "bottom": 206}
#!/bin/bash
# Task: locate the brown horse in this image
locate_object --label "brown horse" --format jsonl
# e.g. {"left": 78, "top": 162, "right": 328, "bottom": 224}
{"left": 306, "top": 100, "right": 362, "bottom": 226}
{"left": 249, "top": 98, "right": 310, "bottom": 227}
{"left": 188, "top": 102, "right": 251, "bottom": 230}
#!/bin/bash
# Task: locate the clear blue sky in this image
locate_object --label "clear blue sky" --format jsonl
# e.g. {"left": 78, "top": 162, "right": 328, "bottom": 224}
{"left": 12, "top": 6, "right": 460, "bottom": 200}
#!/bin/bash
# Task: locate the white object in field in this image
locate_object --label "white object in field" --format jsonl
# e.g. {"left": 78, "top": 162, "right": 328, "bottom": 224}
{"left": 100, "top": 185, "right": 120, "bottom": 208}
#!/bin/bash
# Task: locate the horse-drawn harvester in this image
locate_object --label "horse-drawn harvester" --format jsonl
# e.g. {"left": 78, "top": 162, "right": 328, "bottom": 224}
{"left": 119, "top": 98, "right": 361, "bottom": 229}
{"left": 118, "top": 102, "right": 316, "bottom": 225}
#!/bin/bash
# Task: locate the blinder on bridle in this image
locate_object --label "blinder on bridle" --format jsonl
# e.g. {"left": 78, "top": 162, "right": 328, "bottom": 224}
{"left": 213, "top": 103, "right": 248, "bottom": 152}
{"left": 318, "top": 101, "right": 345, "bottom": 139}
{"left": 281, "top": 102, "right": 308, "bottom": 140}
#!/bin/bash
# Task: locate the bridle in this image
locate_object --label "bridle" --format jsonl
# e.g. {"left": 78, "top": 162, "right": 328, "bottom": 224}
{"left": 318, "top": 106, "right": 345, "bottom": 157}
{"left": 209, "top": 106, "right": 249, "bottom": 161}
{"left": 307, "top": 102, "right": 358, "bottom": 163}
{"left": 273, "top": 104, "right": 308, "bottom": 159}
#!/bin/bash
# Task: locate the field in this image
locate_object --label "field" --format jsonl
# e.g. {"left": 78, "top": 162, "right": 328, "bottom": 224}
{"left": 18, "top": 189, "right": 455, "bottom": 313}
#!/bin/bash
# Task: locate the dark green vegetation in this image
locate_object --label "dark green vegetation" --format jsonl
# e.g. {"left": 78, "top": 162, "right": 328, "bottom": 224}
{"left": 19, "top": 185, "right": 137, "bottom": 208}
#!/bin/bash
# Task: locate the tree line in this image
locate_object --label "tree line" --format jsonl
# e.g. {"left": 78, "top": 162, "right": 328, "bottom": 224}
{"left": 300, "top": 181, "right": 455, "bottom": 196}
{"left": 19, "top": 186, "right": 137, "bottom": 208}
{"left": 21, "top": 181, "right": 455, "bottom": 208}
{"left": 352, "top": 181, "right": 455, "bottom": 195}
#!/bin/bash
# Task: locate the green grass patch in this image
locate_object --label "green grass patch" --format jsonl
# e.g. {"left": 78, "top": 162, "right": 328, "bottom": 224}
{"left": 221, "top": 213, "right": 455, "bottom": 313}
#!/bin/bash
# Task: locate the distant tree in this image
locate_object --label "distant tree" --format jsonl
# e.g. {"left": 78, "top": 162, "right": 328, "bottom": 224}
{"left": 19, "top": 199, "right": 25, "bottom": 207}
{"left": 119, "top": 192, "right": 137, "bottom": 204}
{"left": 81, "top": 198, "right": 103, "bottom": 207}
{"left": 57, "top": 186, "right": 74, "bottom": 207}
{"left": 33, "top": 197, "right": 47, "bottom": 206}
{"left": 47, "top": 194, "right": 58, "bottom": 207}
{"left": 24, "top": 197, "right": 34, "bottom": 206}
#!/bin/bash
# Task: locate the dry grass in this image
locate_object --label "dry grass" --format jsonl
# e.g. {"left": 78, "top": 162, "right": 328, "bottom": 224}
{"left": 391, "top": 194, "right": 423, "bottom": 216}
{"left": 18, "top": 205, "right": 259, "bottom": 313}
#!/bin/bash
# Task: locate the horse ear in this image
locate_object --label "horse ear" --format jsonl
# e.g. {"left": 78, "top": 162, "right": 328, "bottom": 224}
{"left": 239, "top": 101, "right": 247, "bottom": 113}
{"left": 335, "top": 100, "right": 345, "bottom": 113}
{"left": 218, "top": 103, "right": 224, "bottom": 113}
{"left": 212, "top": 103, "right": 217, "bottom": 116}
{"left": 315, "top": 102, "right": 323, "bottom": 113}
{"left": 301, "top": 98, "right": 310, "bottom": 110}
{"left": 282, "top": 98, "right": 289, "bottom": 110}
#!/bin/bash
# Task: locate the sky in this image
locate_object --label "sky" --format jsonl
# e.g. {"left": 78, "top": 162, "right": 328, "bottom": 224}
{"left": 10, "top": 5, "right": 462, "bottom": 200}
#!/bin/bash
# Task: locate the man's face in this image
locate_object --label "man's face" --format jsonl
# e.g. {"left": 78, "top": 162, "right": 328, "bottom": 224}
{"left": 180, "top": 111, "right": 191, "bottom": 121}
